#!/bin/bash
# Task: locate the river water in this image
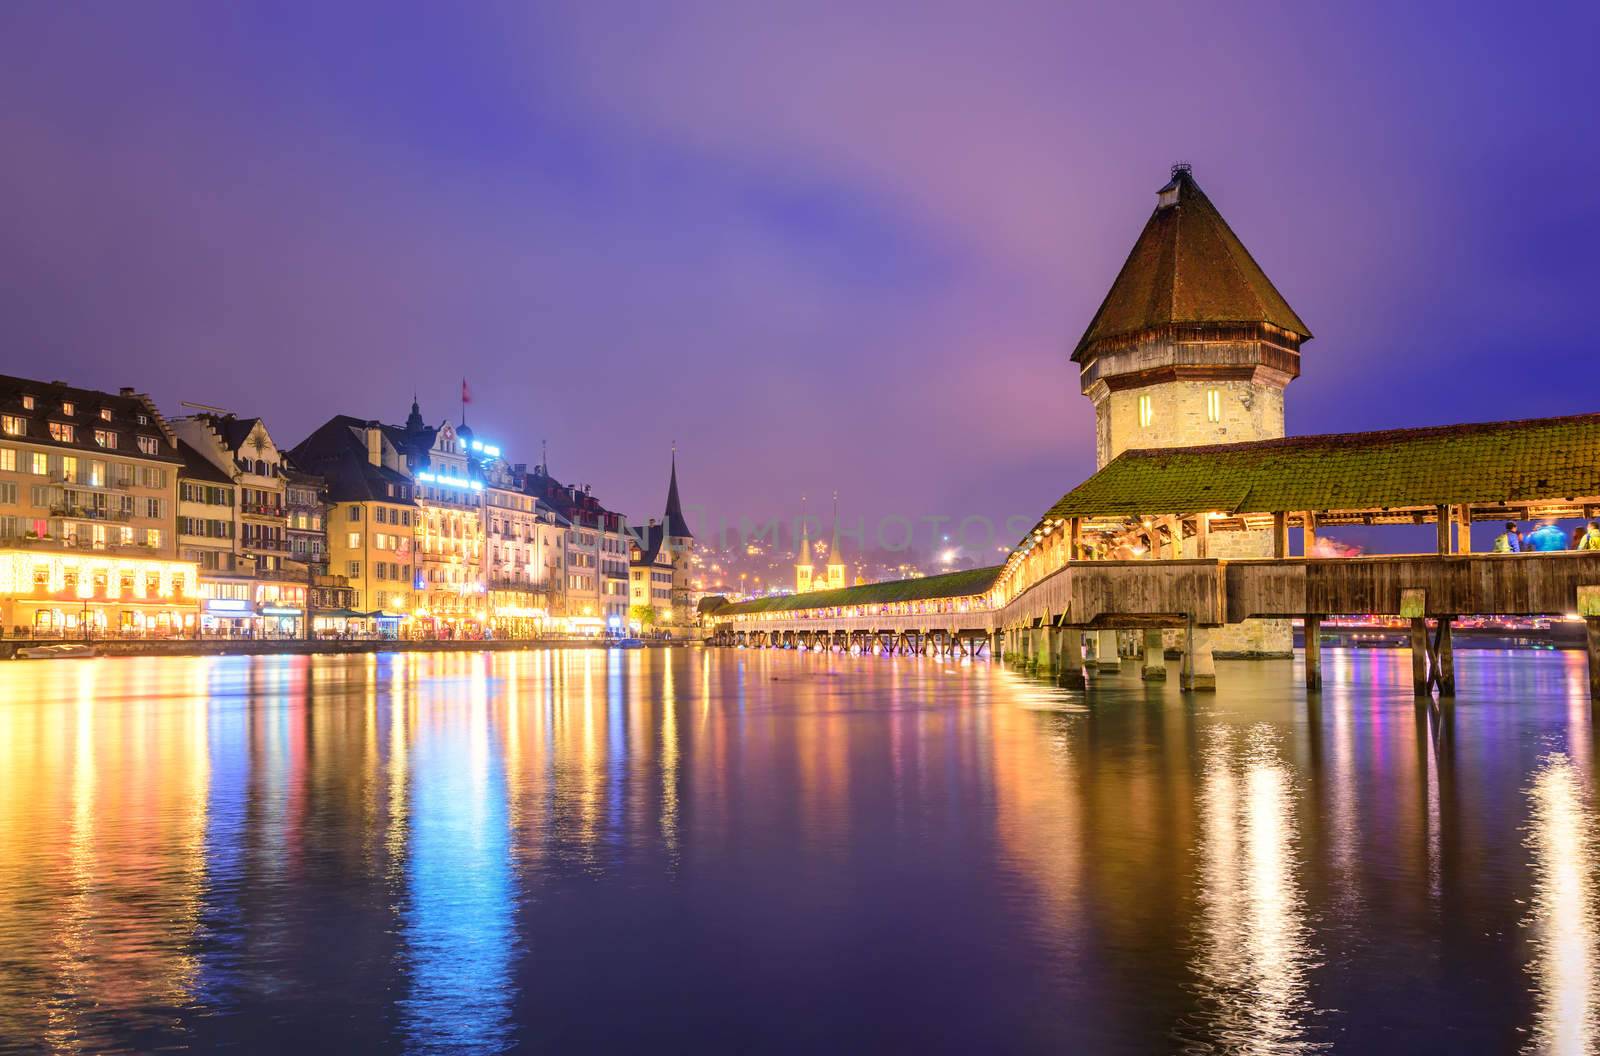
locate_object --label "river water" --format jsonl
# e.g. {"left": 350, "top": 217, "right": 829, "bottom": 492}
{"left": 0, "top": 647, "right": 1595, "bottom": 1053}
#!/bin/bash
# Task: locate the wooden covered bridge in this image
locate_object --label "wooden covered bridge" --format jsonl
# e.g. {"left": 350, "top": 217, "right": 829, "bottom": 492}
{"left": 704, "top": 412, "right": 1600, "bottom": 700}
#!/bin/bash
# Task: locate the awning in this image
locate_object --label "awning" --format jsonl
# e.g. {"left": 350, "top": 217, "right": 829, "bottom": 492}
{"left": 315, "top": 608, "right": 367, "bottom": 620}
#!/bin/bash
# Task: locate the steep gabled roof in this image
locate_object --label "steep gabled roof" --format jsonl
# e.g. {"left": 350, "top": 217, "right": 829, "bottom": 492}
{"left": 1072, "top": 166, "right": 1311, "bottom": 361}
{"left": 176, "top": 439, "right": 234, "bottom": 485}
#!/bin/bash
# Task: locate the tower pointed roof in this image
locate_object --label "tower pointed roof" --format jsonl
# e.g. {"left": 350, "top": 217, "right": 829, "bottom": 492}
{"left": 663, "top": 449, "right": 692, "bottom": 539}
{"left": 827, "top": 493, "right": 843, "bottom": 568}
{"left": 1072, "top": 165, "right": 1311, "bottom": 362}
{"left": 796, "top": 516, "right": 812, "bottom": 567}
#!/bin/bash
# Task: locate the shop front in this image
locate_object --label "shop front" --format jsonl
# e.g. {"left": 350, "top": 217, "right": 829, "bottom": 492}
{"left": 0, "top": 550, "right": 199, "bottom": 639}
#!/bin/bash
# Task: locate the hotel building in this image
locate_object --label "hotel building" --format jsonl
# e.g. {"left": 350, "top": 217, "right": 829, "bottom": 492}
{"left": 0, "top": 375, "right": 197, "bottom": 636}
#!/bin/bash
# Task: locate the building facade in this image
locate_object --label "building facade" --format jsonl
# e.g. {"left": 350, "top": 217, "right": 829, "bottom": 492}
{"left": 288, "top": 415, "right": 419, "bottom": 629}
{"left": 172, "top": 413, "right": 307, "bottom": 637}
{"left": 0, "top": 375, "right": 197, "bottom": 636}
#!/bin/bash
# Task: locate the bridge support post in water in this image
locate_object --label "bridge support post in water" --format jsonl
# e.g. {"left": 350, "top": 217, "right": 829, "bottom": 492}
{"left": 1094, "top": 630, "right": 1121, "bottom": 672}
{"left": 1181, "top": 623, "right": 1216, "bottom": 692}
{"left": 1409, "top": 618, "right": 1430, "bottom": 696}
{"left": 1436, "top": 618, "right": 1456, "bottom": 697}
{"left": 1058, "top": 630, "right": 1084, "bottom": 684}
{"left": 1035, "top": 626, "right": 1055, "bottom": 673}
{"left": 1141, "top": 629, "right": 1167, "bottom": 681}
{"left": 1304, "top": 616, "right": 1322, "bottom": 691}
{"left": 1588, "top": 618, "right": 1600, "bottom": 702}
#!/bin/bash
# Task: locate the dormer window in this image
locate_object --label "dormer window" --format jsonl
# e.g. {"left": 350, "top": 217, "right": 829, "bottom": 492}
{"left": 99, "top": 408, "right": 112, "bottom": 421}
{"left": 61, "top": 401, "right": 75, "bottom": 416}
{"left": 20, "top": 396, "right": 34, "bottom": 410}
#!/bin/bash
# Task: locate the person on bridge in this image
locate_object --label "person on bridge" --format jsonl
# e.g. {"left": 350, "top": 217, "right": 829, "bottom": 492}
{"left": 1524, "top": 522, "right": 1569, "bottom": 552}
{"left": 1494, "top": 523, "right": 1522, "bottom": 552}
{"left": 1577, "top": 519, "right": 1600, "bottom": 551}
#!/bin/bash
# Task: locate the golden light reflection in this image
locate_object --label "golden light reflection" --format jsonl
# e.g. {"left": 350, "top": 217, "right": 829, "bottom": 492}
{"left": 0, "top": 659, "right": 209, "bottom": 1048}
{"left": 1525, "top": 752, "right": 1600, "bottom": 1055}
{"left": 1186, "top": 725, "right": 1318, "bottom": 1053}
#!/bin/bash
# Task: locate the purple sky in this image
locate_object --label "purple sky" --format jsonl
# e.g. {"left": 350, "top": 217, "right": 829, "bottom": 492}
{"left": 3, "top": 2, "right": 1597, "bottom": 554}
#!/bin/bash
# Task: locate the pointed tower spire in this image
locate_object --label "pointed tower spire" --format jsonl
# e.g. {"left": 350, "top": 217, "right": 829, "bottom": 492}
{"left": 663, "top": 444, "right": 692, "bottom": 539}
{"left": 795, "top": 496, "right": 813, "bottom": 594}
{"left": 1073, "top": 164, "right": 1313, "bottom": 468}
{"left": 826, "top": 491, "right": 846, "bottom": 589}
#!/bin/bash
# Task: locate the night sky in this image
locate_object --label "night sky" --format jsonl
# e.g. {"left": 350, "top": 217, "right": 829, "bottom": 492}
{"left": 2, "top": 2, "right": 1597, "bottom": 554}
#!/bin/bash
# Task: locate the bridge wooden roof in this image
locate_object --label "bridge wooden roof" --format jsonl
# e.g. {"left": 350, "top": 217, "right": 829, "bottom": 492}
{"left": 708, "top": 565, "right": 1003, "bottom": 617}
{"left": 1039, "top": 412, "right": 1600, "bottom": 524}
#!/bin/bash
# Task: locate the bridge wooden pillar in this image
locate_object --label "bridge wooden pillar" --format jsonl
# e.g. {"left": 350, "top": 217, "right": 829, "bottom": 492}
{"left": 1588, "top": 618, "right": 1600, "bottom": 703}
{"left": 1409, "top": 618, "right": 1430, "bottom": 696}
{"left": 1141, "top": 629, "right": 1167, "bottom": 681}
{"left": 1436, "top": 617, "right": 1456, "bottom": 697}
{"left": 1436, "top": 505, "right": 1452, "bottom": 555}
{"left": 1304, "top": 615, "right": 1323, "bottom": 691}
{"left": 1301, "top": 513, "right": 1317, "bottom": 558}
{"left": 1272, "top": 512, "right": 1290, "bottom": 559}
{"left": 1181, "top": 622, "right": 1216, "bottom": 692}
{"left": 1035, "top": 625, "right": 1055, "bottom": 672}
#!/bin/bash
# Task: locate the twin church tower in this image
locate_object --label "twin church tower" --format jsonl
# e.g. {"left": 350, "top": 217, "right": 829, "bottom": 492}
{"left": 794, "top": 497, "right": 850, "bottom": 594}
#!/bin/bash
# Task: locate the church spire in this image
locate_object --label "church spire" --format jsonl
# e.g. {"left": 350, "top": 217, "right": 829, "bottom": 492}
{"left": 795, "top": 496, "right": 814, "bottom": 594}
{"left": 663, "top": 444, "right": 692, "bottom": 539}
{"left": 826, "top": 492, "right": 846, "bottom": 589}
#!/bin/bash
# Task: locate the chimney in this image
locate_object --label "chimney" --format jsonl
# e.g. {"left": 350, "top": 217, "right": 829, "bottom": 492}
{"left": 365, "top": 427, "right": 382, "bottom": 467}
{"left": 119, "top": 387, "right": 135, "bottom": 397}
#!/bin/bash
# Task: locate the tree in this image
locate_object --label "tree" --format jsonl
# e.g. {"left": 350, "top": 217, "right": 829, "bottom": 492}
{"left": 629, "top": 604, "right": 657, "bottom": 631}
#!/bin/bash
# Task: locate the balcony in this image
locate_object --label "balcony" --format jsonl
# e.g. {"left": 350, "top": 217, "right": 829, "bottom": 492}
{"left": 240, "top": 503, "right": 286, "bottom": 518}
{"left": 6, "top": 535, "right": 160, "bottom": 556}
{"left": 50, "top": 505, "right": 132, "bottom": 523}
{"left": 242, "top": 537, "right": 291, "bottom": 554}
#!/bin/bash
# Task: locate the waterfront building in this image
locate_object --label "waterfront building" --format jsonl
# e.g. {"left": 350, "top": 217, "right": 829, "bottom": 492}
{"left": 1071, "top": 164, "right": 1311, "bottom": 655}
{"left": 172, "top": 412, "right": 308, "bottom": 637}
{"left": 288, "top": 416, "right": 419, "bottom": 628}
{"left": 522, "top": 462, "right": 629, "bottom": 635}
{"left": 284, "top": 466, "right": 328, "bottom": 569}
{"left": 482, "top": 456, "right": 565, "bottom": 637}
{"left": 406, "top": 411, "right": 486, "bottom": 636}
{"left": 0, "top": 375, "right": 197, "bottom": 636}
{"left": 628, "top": 452, "right": 697, "bottom": 632}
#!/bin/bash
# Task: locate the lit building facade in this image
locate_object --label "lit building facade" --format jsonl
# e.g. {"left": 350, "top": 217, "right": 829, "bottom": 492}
{"left": 172, "top": 413, "right": 307, "bottom": 637}
{"left": 0, "top": 375, "right": 196, "bottom": 636}
{"left": 408, "top": 418, "right": 486, "bottom": 635}
{"left": 483, "top": 456, "right": 564, "bottom": 637}
{"left": 288, "top": 415, "right": 419, "bottom": 628}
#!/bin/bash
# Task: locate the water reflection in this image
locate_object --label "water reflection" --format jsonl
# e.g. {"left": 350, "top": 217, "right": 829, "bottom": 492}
{"left": 1182, "top": 725, "right": 1321, "bottom": 1054}
{"left": 0, "top": 648, "right": 1596, "bottom": 1051}
{"left": 1525, "top": 752, "right": 1600, "bottom": 1055}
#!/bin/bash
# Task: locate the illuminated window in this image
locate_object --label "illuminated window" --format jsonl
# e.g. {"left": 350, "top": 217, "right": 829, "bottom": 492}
{"left": 2, "top": 415, "right": 26, "bottom": 436}
{"left": 1138, "top": 394, "right": 1154, "bottom": 429}
{"left": 60, "top": 401, "right": 75, "bottom": 416}
{"left": 136, "top": 435, "right": 158, "bottom": 456}
{"left": 94, "top": 429, "right": 117, "bottom": 449}
{"left": 1206, "top": 388, "right": 1222, "bottom": 423}
{"left": 99, "top": 408, "right": 112, "bottom": 421}
{"left": 49, "top": 422, "right": 76, "bottom": 442}
{"left": 0, "top": 449, "right": 13, "bottom": 472}
{"left": 31, "top": 453, "right": 47, "bottom": 475}
{"left": 347, "top": 532, "right": 361, "bottom": 549}
{"left": 20, "top": 396, "right": 34, "bottom": 410}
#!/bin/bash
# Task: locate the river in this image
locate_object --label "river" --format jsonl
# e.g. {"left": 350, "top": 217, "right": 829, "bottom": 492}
{"left": 0, "top": 647, "right": 1595, "bottom": 1053}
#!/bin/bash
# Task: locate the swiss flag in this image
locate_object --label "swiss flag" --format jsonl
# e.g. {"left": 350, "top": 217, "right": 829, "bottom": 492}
{"left": 461, "top": 378, "right": 472, "bottom": 405}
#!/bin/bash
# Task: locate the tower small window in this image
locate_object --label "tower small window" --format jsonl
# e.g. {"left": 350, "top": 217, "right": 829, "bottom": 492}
{"left": 1138, "top": 394, "right": 1154, "bottom": 429}
{"left": 1206, "top": 388, "right": 1222, "bottom": 423}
